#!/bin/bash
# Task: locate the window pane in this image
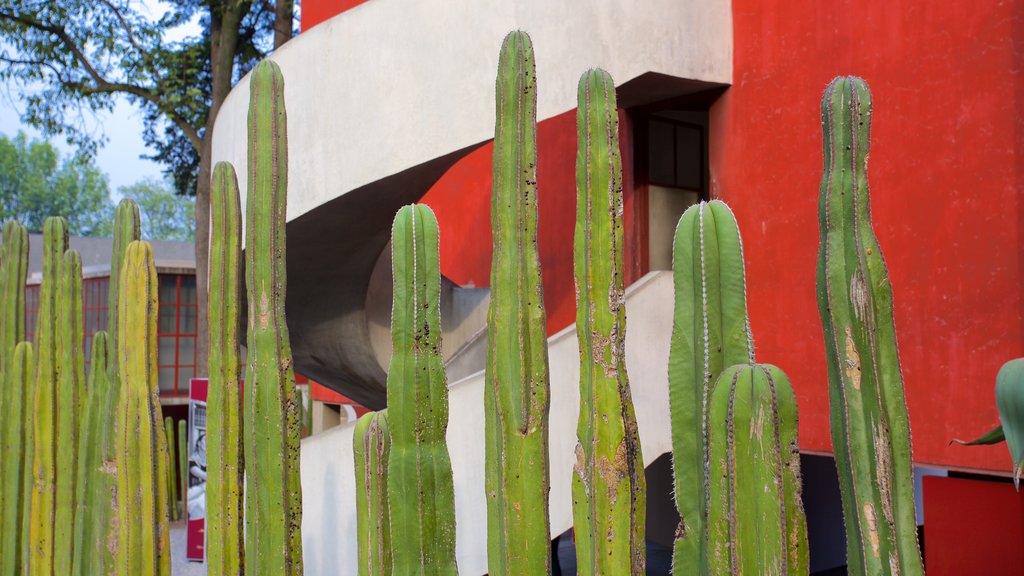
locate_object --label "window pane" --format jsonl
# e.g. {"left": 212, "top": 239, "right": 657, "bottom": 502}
{"left": 648, "top": 120, "right": 675, "bottom": 185}
{"left": 159, "top": 367, "right": 176, "bottom": 393}
{"left": 178, "top": 336, "right": 195, "bottom": 367}
{"left": 180, "top": 276, "right": 196, "bottom": 305}
{"left": 178, "top": 369, "right": 193, "bottom": 395}
{"left": 159, "top": 306, "right": 177, "bottom": 334}
{"left": 159, "top": 336, "right": 177, "bottom": 366}
{"left": 675, "top": 125, "right": 702, "bottom": 190}
{"left": 181, "top": 306, "right": 196, "bottom": 334}
{"left": 159, "top": 275, "right": 178, "bottom": 305}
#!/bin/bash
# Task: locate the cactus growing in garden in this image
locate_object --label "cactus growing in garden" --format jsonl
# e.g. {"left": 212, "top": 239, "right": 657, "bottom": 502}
{"left": 208, "top": 160, "right": 245, "bottom": 576}
{"left": 178, "top": 419, "right": 188, "bottom": 518}
{"left": 386, "top": 204, "right": 458, "bottom": 575}
{"left": 816, "top": 76, "right": 923, "bottom": 576}
{"left": 244, "top": 59, "right": 304, "bottom": 576}
{"left": 0, "top": 220, "right": 27, "bottom": 575}
{"left": 668, "top": 200, "right": 754, "bottom": 573}
{"left": 485, "top": 30, "right": 551, "bottom": 576}
{"left": 706, "top": 364, "right": 808, "bottom": 574}
{"left": 1, "top": 342, "right": 32, "bottom": 576}
{"left": 28, "top": 216, "right": 69, "bottom": 574}
{"left": 571, "top": 69, "right": 646, "bottom": 575}
{"left": 354, "top": 411, "right": 392, "bottom": 576}
{"left": 165, "top": 417, "right": 179, "bottom": 521}
{"left": 115, "top": 240, "right": 171, "bottom": 576}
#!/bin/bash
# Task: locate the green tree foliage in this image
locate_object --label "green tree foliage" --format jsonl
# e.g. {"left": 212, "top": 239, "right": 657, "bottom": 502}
{"left": 119, "top": 178, "right": 195, "bottom": 242}
{"left": 0, "top": 132, "right": 112, "bottom": 235}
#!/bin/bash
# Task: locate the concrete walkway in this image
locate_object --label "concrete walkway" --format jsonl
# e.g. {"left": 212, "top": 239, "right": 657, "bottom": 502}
{"left": 170, "top": 521, "right": 206, "bottom": 575}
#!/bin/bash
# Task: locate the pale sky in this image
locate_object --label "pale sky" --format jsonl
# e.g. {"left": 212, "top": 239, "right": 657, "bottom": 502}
{"left": 0, "top": 1, "right": 202, "bottom": 195}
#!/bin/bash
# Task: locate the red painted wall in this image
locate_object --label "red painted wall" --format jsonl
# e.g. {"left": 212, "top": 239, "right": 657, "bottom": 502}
{"left": 716, "top": 0, "right": 1023, "bottom": 471}
{"left": 421, "top": 109, "right": 642, "bottom": 336}
{"left": 301, "top": 0, "right": 370, "bottom": 32}
{"left": 923, "top": 476, "right": 1024, "bottom": 574}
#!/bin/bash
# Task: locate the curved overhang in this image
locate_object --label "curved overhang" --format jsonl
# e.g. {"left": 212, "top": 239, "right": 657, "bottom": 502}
{"left": 210, "top": 0, "right": 732, "bottom": 407}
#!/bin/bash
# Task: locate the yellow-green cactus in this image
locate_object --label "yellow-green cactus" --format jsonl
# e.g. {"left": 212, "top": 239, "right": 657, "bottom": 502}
{"left": 1, "top": 342, "right": 32, "bottom": 576}
{"left": 354, "top": 411, "right": 391, "bottom": 576}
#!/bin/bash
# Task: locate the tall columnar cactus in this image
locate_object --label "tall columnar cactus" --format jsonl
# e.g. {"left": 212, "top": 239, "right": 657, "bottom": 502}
{"left": 706, "top": 364, "right": 808, "bottom": 574}
{"left": 208, "top": 160, "right": 244, "bottom": 576}
{"left": 178, "top": 419, "right": 188, "bottom": 518}
{"left": 244, "top": 59, "right": 303, "bottom": 576}
{"left": 0, "top": 220, "right": 27, "bottom": 575}
{"left": 668, "top": 200, "right": 754, "bottom": 573}
{"left": 54, "top": 248, "right": 85, "bottom": 576}
{"left": 115, "top": 240, "right": 171, "bottom": 576}
{"left": 354, "top": 411, "right": 392, "bottom": 576}
{"left": 817, "top": 76, "right": 923, "bottom": 576}
{"left": 28, "top": 216, "right": 68, "bottom": 574}
{"left": 485, "top": 30, "right": 551, "bottom": 576}
{"left": 386, "top": 204, "right": 458, "bottom": 575}
{"left": 70, "top": 331, "right": 111, "bottom": 576}
{"left": 571, "top": 69, "right": 646, "bottom": 575}
{"left": 1, "top": 342, "right": 32, "bottom": 576}
{"left": 165, "top": 417, "right": 179, "bottom": 521}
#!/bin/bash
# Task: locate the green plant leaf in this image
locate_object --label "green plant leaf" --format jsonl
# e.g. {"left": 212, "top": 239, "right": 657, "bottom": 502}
{"left": 950, "top": 425, "right": 1005, "bottom": 446}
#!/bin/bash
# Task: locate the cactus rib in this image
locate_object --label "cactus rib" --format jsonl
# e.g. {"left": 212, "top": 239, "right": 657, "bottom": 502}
{"left": 571, "top": 68, "right": 646, "bottom": 575}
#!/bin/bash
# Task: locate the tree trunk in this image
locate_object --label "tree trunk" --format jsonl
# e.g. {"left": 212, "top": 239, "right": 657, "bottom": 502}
{"left": 274, "top": 0, "right": 293, "bottom": 48}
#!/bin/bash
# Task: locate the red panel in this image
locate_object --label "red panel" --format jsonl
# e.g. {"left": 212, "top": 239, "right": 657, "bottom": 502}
{"left": 718, "top": 0, "right": 1023, "bottom": 471}
{"left": 301, "top": 0, "right": 371, "bottom": 32}
{"left": 422, "top": 108, "right": 642, "bottom": 336}
{"left": 923, "top": 476, "right": 1024, "bottom": 574}
{"left": 311, "top": 381, "right": 358, "bottom": 405}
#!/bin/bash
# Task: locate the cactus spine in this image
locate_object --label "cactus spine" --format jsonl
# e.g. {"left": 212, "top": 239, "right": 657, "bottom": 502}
{"left": 354, "top": 411, "right": 392, "bottom": 576}
{"left": 165, "top": 417, "right": 179, "bottom": 521}
{"left": 244, "top": 60, "right": 303, "bottom": 576}
{"left": 54, "top": 248, "right": 85, "bottom": 575}
{"left": 485, "top": 30, "right": 551, "bottom": 576}
{"left": 115, "top": 240, "right": 171, "bottom": 576}
{"left": 571, "top": 69, "right": 646, "bottom": 575}
{"left": 668, "top": 200, "right": 754, "bottom": 573}
{"left": 817, "top": 76, "right": 923, "bottom": 576}
{"left": 208, "top": 160, "right": 244, "bottom": 576}
{"left": 1, "top": 342, "right": 32, "bottom": 576}
{"left": 178, "top": 419, "right": 188, "bottom": 517}
{"left": 70, "top": 332, "right": 111, "bottom": 576}
{"left": 706, "top": 364, "right": 808, "bottom": 574}
{"left": 0, "top": 220, "right": 27, "bottom": 575}
{"left": 28, "top": 216, "right": 68, "bottom": 574}
{"left": 386, "top": 204, "right": 458, "bottom": 575}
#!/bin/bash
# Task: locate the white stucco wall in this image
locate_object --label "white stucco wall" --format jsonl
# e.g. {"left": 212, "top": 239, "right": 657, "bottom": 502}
{"left": 209, "top": 0, "right": 732, "bottom": 234}
{"left": 299, "top": 271, "right": 674, "bottom": 575}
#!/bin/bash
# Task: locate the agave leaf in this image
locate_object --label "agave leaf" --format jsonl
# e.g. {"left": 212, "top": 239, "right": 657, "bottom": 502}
{"left": 951, "top": 425, "right": 1005, "bottom": 446}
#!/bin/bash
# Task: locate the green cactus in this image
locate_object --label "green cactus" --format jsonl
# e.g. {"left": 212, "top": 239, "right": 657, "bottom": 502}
{"left": 28, "top": 216, "right": 68, "bottom": 574}
{"left": 816, "top": 76, "right": 923, "bottom": 576}
{"left": 70, "top": 331, "right": 111, "bottom": 576}
{"left": 571, "top": 68, "right": 646, "bottom": 575}
{"left": 208, "top": 160, "right": 244, "bottom": 576}
{"left": 354, "top": 411, "right": 392, "bottom": 576}
{"left": 115, "top": 240, "right": 171, "bottom": 576}
{"left": 1, "top": 342, "right": 32, "bottom": 576}
{"left": 386, "top": 204, "right": 458, "bottom": 575}
{"left": 178, "top": 419, "right": 188, "bottom": 518}
{"left": 485, "top": 30, "right": 551, "bottom": 576}
{"left": 706, "top": 363, "right": 808, "bottom": 574}
{"left": 165, "top": 417, "right": 179, "bottom": 521}
{"left": 54, "top": 248, "right": 85, "bottom": 575}
{"left": 668, "top": 200, "right": 754, "bottom": 573}
{"left": 243, "top": 59, "right": 303, "bottom": 576}
{"left": 0, "top": 220, "right": 27, "bottom": 575}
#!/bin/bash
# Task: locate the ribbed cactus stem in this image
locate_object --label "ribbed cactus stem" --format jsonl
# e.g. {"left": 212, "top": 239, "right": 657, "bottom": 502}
{"left": 28, "top": 216, "right": 68, "bottom": 574}
{"left": 71, "top": 331, "right": 111, "bottom": 576}
{"left": 208, "top": 160, "right": 244, "bottom": 576}
{"left": 485, "top": 30, "right": 551, "bottom": 576}
{"left": 668, "top": 199, "right": 754, "bottom": 573}
{"left": 1, "top": 342, "right": 32, "bottom": 576}
{"left": 178, "top": 419, "right": 188, "bottom": 518}
{"left": 0, "top": 220, "right": 27, "bottom": 576}
{"left": 571, "top": 68, "right": 646, "bottom": 575}
{"left": 386, "top": 204, "right": 458, "bottom": 575}
{"left": 244, "top": 59, "right": 303, "bottom": 576}
{"left": 115, "top": 240, "right": 171, "bottom": 576}
{"left": 165, "top": 417, "right": 179, "bottom": 521}
{"left": 816, "top": 76, "right": 923, "bottom": 576}
{"left": 354, "top": 411, "right": 392, "bottom": 576}
{"left": 54, "top": 248, "right": 85, "bottom": 575}
{"left": 706, "top": 364, "right": 808, "bottom": 574}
